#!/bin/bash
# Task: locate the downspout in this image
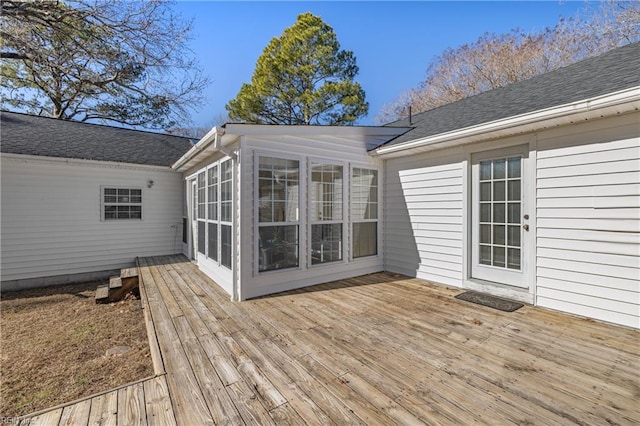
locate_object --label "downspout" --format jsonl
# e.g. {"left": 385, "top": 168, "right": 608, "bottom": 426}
{"left": 214, "top": 128, "right": 237, "bottom": 160}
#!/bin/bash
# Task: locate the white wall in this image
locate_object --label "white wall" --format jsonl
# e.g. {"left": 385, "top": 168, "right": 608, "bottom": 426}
{"left": 384, "top": 147, "right": 465, "bottom": 287}
{"left": 384, "top": 112, "right": 639, "bottom": 329}
{"left": 1, "top": 155, "right": 184, "bottom": 290}
{"left": 240, "top": 132, "right": 384, "bottom": 299}
{"left": 535, "top": 113, "right": 640, "bottom": 329}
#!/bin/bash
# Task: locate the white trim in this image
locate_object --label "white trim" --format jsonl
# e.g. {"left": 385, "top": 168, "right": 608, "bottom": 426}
{"left": 225, "top": 123, "right": 410, "bottom": 138}
{"left": 172, "top": 124, "right": 409, "bottom": 172}
{"left": 349, "top": 164, "right": 381, "bottom": 261}
{"left": 307, "top": 157, "right": 348, "bottom": 268}
{"left": 100, "top": 185, "right": 144, "bottom": 222}
{"left": 375, "top": 87, "right": 640, "bottom": 157}
{"left": 253, "top": 150, "right": 304, "bottom": 275}
{"left": 1, "top": 152, "right": 176, "bottom": 172}
{"left": 470, "top": 145, "right": 529, "bottom": 288}
{"left": 527, "top": 134, "right": 538, "bottom": 305}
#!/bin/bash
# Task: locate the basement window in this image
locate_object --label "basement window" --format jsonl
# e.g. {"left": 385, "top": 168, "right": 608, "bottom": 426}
{"left": 102, "top": 187, "right": 142, "bottom": 220}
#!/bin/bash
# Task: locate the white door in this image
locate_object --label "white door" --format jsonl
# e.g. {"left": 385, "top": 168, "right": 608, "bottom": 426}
{"left": 471, "top": 146, "right": 530, "bottom": 288}
{"left": 191, "top": 180, "right": 198, "bottom": 260}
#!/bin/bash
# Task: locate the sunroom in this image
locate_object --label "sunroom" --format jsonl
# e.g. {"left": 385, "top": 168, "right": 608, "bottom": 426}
{"left": 172, "top": 124, "right": 409, "bottom": 300}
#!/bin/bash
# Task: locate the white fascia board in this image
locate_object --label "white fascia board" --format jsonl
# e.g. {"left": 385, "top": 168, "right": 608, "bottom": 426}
{"left": 0, "top": 152, "right": 177, "bottom": 172}
{"left": 172, "top": 126, "right": 232, "bottom": 172}
{"left": 375, "top": 87, "right": 640, "bottom": 158}
{"left": 225, "top": 123, "right": 411, "bottom": 138}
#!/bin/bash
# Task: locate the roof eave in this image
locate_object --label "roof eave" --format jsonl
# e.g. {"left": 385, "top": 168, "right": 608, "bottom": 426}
{"left": 172, "top": 127, "right": 231, "bottom": 172}
{"left": 374, "top": 87, "right": 640, "bottom": 158}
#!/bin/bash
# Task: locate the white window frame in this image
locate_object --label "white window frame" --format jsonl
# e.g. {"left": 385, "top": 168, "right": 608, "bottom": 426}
{"left": 308, "top": 158, "right": 346, "bottom": 267}
{"left": 189, "top": 158, "right": 233, "bottom": 271}
{"left": 101, "top": 186, "right": 143, "bottom": 221}
{"left": 219, "top": 159, "right": 233, "bottom": 269}
{"left": 349, "top": 166, "right": 380, "bottom": 259}
{"left": 254, "top": 151, "right": 302, "bottom": 274}
{"left": 206, "top": 163, "right": 219, "bottom": 263}
{"left": 196, "top": 170, "right": 207, "bottom": 257}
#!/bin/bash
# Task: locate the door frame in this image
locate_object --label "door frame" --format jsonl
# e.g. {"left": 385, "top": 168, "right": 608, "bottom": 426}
{"left": 189, "top": 179, "right": 198, "bottom": 260}
{"left": 462, "top": 137, "right": 537, "bottom": 303}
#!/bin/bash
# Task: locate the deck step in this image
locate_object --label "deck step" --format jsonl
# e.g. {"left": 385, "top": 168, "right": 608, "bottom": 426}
{"left": 120, "top": 267, "right": 138, "bottom": 279}
{"left": 109, "top": 276, "right": 122, "bottom": 290}
{"left": 97, "top": 266, "right": 140, "bottom": 304}
{"left": 107, "top": 267, "right": 140, "bottom": 301}
{"left": 95, "top": 284, "right": 110, "bottom": 303}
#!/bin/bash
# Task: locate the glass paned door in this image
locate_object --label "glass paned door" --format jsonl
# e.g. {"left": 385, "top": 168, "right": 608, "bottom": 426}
{"left": 472, "top": 148, "right": 528, "bottom": 288}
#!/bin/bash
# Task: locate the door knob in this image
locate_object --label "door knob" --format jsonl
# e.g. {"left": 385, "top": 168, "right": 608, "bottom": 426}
{"left": 523, "top": 224, "right": 529, "bottom": 231}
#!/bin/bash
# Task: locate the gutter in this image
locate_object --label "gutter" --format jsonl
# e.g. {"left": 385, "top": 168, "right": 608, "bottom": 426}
{"left": 374, "top": 86, "right": 640, "bottom": 157}
{"left": 172, "top": 126, "right": 235, "bottom": 171}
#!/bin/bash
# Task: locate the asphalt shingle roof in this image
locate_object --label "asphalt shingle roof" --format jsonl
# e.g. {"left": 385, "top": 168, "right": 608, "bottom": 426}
{"left": 0, "top": 111, "right": 194, "bottom": 166}
{"left": 382, "top": 42, "right": 640, "bottom": 147}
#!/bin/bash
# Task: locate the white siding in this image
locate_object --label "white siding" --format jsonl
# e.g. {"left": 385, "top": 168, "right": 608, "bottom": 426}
{"left": 384, "top": 148, "right": 465, "bottom": 287}
{"left": 535, "top": 114, "right": 640, "bottom": 329}
{"left": 1, "top": 155, "right": 184, "bottom": 288}
{"left": 239, "top": 133, "right": 384, "bottom": 299}
{"left": 383, "top": 112, "right": 639, "bottom": 329}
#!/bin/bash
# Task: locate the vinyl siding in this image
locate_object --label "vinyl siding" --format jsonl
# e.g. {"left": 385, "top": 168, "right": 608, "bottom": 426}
{"left": 239, "top": 132, "right": 384, "bottom": 299}
{"left": 535, "top": 114, "right": 640, "bottom": 329}
{"left": 1, "top": 155, "right": 184, "bottom": 287}
{"left": 384, "top": 148, "right": 464, "bottom": 287}
{"left": 383, "top": 112, "right": 639, "bottom": 329}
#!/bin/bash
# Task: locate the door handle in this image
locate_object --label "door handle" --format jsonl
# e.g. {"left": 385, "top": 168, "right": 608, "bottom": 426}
{"left": 523, "top": 224, "right": 529, "bottom": 231}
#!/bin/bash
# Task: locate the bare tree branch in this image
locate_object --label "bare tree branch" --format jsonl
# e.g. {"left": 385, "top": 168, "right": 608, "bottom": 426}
{"left": 1, "top": 0, "right": 210, "bottom": 129}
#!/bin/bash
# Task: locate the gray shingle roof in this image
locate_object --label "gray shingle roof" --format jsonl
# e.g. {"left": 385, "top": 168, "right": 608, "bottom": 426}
{"left": 382, "top": 42, "right": 640, "bottom": 147}
{"left": 0, "top": 111, "right": 194, "bottom": 166}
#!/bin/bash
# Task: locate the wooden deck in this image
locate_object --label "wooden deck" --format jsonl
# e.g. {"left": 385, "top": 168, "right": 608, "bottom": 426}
{"left": 22, "top": 254, "right": 639, "bottom": 425}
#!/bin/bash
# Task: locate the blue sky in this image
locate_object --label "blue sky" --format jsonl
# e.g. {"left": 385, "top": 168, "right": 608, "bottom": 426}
{"left": 173, "top": 1, "right": 585, "bottom": 127}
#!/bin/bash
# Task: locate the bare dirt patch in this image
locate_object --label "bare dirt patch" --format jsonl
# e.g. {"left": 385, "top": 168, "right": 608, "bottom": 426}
{"left": 0, "top": 281, "right": 153, "bottom": 417}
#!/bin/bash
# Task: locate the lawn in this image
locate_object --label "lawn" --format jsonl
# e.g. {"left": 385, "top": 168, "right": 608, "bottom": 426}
{"left": 0, "top": 281, "right": 153, "bottom": 417}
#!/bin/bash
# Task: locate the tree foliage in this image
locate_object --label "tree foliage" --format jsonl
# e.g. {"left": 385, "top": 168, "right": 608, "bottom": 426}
{"left": 1, "top": 0, "right": 209, "bottom": 129}
{"left": 226, "top": 12, "right": 368, "bottom": 125}
{"left": 376, "top": 1, "right": 640, "bottom": 123}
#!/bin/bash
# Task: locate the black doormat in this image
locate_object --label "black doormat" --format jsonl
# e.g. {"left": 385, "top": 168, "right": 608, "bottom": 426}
{"left": 455, "top": 291, "right": 524, "bottom": 312}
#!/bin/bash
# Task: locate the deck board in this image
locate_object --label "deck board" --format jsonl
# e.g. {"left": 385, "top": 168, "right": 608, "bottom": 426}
{"left": 20, "top": 254, "right": 640, "bottom": 425}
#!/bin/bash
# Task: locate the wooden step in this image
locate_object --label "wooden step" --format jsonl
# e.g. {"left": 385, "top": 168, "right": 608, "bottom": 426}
{"left": 95, "top": 284, "right": 110, "bottom": 304}
{"left": 108, "top": 267, "right": 140, "bottom": 301}
{"left": 120, "top": 268, "right": 138, "bottom": 279}
{"left": 109, "top": 276, "right": 122, "bottom": 290}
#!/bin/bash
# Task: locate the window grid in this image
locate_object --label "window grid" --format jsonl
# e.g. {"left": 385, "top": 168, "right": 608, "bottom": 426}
{"left": 103, "top": 188, "right": 142, "bottom": 220}
{"left": 351, "top": 168, "right": 378, "bottom": 258}
{"left": 258, "top": 156, "right": 299, "bottom": 272}
{"left": 478, "top": 157, "right": 522, "bottom": 270}
{"left": 310, "top": 163, "right": 343, "bottom": 265}
{"left": 195, "top": 160, "right": 232, "bottom": 270}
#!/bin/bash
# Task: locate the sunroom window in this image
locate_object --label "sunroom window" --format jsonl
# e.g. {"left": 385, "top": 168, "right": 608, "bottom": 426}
{"left": 197, "top": 171, "right": 206, "bottom": 255}
{"left": 220, "top": 160, "right": 233, "bottom": 269}
{"left": 207, "top": 165, "right": 218, "bottom": 262}
{"left": 103, "top": 187, "right": 142, "bottom": 220}
{"left": 310, "top": 163, "right": 343, "bottom": 265}
{"left": 351, "top": 168, "right": 378, "bottom": 258}
{"left": 194, "top": 160, "right": 232, "bottom": 270}
{"left": 258, "top": 156, "right": 299, "bottom": 272}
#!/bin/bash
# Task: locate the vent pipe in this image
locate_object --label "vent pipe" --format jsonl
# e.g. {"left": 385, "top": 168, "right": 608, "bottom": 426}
{"left": 408, "top": 105, "right": 412, "bottom": 126}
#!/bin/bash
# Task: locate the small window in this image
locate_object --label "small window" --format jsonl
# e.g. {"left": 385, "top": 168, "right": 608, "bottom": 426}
{"left": 103, "top": 188, "right": 142, "bottom": 220}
